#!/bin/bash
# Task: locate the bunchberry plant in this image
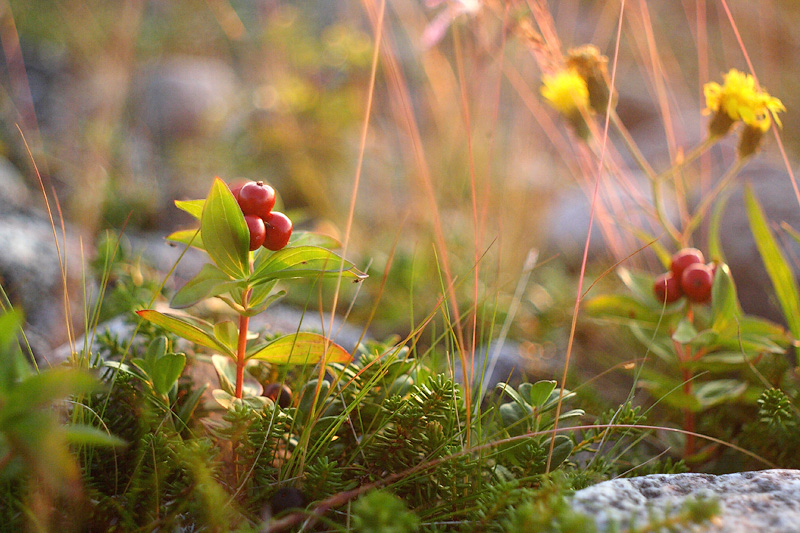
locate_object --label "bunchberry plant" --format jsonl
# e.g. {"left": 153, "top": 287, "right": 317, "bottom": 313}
{"left": 137, "top": 178, "right": 366, "bottom": 402}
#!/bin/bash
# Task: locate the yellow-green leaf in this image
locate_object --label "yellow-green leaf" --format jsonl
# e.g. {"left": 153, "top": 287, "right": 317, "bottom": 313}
{"left": 247, "top": 332, "right": 352, "bottom": 365}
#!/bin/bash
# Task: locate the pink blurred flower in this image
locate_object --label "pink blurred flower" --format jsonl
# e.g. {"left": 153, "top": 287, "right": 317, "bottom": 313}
{"left": 422, "top": 0, "right": 481, "bottom": 49}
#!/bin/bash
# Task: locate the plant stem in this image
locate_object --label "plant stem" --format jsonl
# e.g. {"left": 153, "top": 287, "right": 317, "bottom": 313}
{"left": 681, "top": 364, "right": 696, "bottom": 459}
{"left": 609, "top": 111, "right": 682, "bottom": 243}
{"left": 235, "top": 289, "right": 251, "bottom": 399}
{"left": 681, "top": 156, "right": 747, "bottom": 241}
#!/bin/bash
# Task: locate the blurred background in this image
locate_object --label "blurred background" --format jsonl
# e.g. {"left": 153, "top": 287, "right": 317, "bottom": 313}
{"left": 2, "top": 0, "right": 799, "bottom": 387}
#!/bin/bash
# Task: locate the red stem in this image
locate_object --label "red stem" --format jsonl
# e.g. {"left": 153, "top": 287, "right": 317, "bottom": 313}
{"left": 235, "top": 290, "right": 251, "bottom": 399}
{"left": 681, "top": 364, "right": 696, "bottom": 459}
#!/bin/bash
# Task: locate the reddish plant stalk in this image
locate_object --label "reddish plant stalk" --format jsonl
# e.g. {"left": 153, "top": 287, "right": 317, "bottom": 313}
{"left": 235, "top": 289, "right": 251, "bottom": 399}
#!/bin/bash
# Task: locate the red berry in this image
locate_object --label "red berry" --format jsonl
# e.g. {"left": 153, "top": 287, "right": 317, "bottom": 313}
{"left": 244, "top": 215, "right": 266, "bottom": 251}
{"left": 262, "top": 212, "right": 293, "bottom": 251}
{"left": 653, "top": 272, "right": 683, "bottom": 304}
{"left": 228, "top": 180, "right": 247, "bottom": 201}
{"left": 670, "top": 248, "right": 705, "bottom": 280}
{"left": 237, "top": 181, "right": 276, "bottom": 218}
{"left": 681, "top": 263, "right": 713, "bottom": 303}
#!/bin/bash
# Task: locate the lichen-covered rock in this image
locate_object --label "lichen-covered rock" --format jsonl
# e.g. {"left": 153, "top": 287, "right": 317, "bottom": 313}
{"left": 570, "top": 469, "right": 800, "bottom": 532}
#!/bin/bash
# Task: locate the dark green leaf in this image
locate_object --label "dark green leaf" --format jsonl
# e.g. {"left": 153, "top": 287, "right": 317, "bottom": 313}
{"left": 200, "top": 178, "right": 250, "bottom": 279}
{"left": 542, "top": 435, "right": 573, "bottom": 472}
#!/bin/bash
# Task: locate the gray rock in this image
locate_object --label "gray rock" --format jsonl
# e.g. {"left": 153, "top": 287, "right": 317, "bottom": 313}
{"left": 0, "top": 157, "right": 30, "bottom": 211}
{"left": 136, "top": 56, "right": 238, "bottom": 140}
{"left": 571, "top": 469, "right": 800, "bottom": 532}
{"left": 0, "top": 210, "right": 83, "bottom": 355}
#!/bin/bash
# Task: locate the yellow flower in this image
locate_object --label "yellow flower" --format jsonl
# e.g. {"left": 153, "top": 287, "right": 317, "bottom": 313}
{"left": 704, "top": 69, "right": 785, "bottom": 134}
{"left": 541, "top": 69, "right": 590, "bottom": 117}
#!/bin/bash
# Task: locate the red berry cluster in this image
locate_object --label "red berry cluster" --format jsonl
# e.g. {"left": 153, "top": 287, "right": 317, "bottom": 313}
{"left": 653, "top": 248, "right": 716, "bottom": 304}
{"left": 230, "top": 181, "right": 293, "bottom": 252}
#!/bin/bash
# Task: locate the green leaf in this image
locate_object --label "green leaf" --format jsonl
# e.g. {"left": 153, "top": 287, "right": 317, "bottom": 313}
{"left": 672, "top": 318, "right": 698, "bottom": 344}
{"left": 211, "top": 355, "right": 236, "bottom": 395}
{"left": 212, "top": 388, "right": 268, "bottom": 410}
{"left": 2, "top": 369, "right": 98, "bottom": 421}
{"left": 65, "top": 425, "right": 126, "bottom": 447}
{"left": 145, "top": 337, "right": 168, "bottom": 369}
{"left": 711, "top": 263, "right": 740, "bottom": 336}
{"left": 250, "top": 246, "right": 366, "bottom": 286}
{"left": 201, "top": 177, "right": 250, "bottom": 279}
{"left": 289, "top": 231, "right": 342, "bottom": 249}
{"left": 745, "top": 184, "right": 800, "bottom": 355}
{"left": 527, "top": 380, "right": 557, "bottom": 408}
{"left": 617, "top": 267, "right": 660, "bottom": 304}
{"left": 136, "top": 310, "right": 231, "bottom": 356}
{"left": 694, "top": 379, "right": 747, "bottom": 410}
{"left": 171, "top": 263, "right": 238, "bottom": 309}
{"left": 175, "top": 199, "right": 205, "bottom": 219}
{"left": 584, "top": 294, "right": 669, "bottom": 324}
{"left": 499, "top": 402, "right": 529, "bottom": 428}
{"left": 247, "top": 332, "right": 352, "bottom": 365}
{"left": 541, "top": 435, "right": 573, "bottom": 472}
{"left": 213, "top": 321, "right": 239, "bottom": 354}
{"left": 166, "top": 229, "right": 204, "bottom": 251}
{"left": 152, "top": 353, "right": 186, "bottom": 396}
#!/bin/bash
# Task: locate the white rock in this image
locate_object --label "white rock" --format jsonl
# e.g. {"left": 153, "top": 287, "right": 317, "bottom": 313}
{"left": 571, "top": 469, "right": 800, "bottom": 532}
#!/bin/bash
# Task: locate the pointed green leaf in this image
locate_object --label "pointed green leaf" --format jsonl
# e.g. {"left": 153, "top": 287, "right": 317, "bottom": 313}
{"left": 65, "top": 425, "right": 126, "bottom": 447}
{"left": 152, "top": 353, "right": 186, "bottom": 396}
{"left": 175, "top": 199, "right": 205, "bottom": 219}
{"left": 584, "top": 294, "right": 668, "bottom": 324}
{"left": 288, "top": 231, "right": 342, "bottom": 249}
{"left": 745, "top": 185, "right": 800, "bottom": 354}
{"left": 201, "top": 178, "right": 250, "bottom": 279}
{"left": 211, "top": 355, "right": 236, "bottom": 395}
{"left": 171, "top": 263, "right": 239, "bottom": 309}
{"left": 711, "top": 263, "right": 740, "bottom": 336}
{"left": 247, "top": 332, "right": 352, "bottom": 365}
{"left": 136, "top": 310, "right": 231, "bottom": 356}
{"left": 617, "top": 267, "right": 660, "bottom": 304}
{"left": 145, "top": 337, "right": 168, "bottom": 369}
{"left": 694, "top": 379, "right": 747, "bottom": 410}
{"left": 214, "top": 321, "right": 239, "bottom": 353}
{"left": 166, "top": 229, "right": 204, "bottom": 251}
{"left": 250, "top": 246, "right": 366, "bottom": 285}
{"left": 2, "top": 370, "right": 98, "bottom": 421}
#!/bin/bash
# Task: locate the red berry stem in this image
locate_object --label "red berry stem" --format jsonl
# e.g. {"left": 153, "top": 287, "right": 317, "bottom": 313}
{"left": 235, "top": 288, "right": 250, "bottom": 399}
{"left": 672, "top": 331, "right": 697, "bottom": 459}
